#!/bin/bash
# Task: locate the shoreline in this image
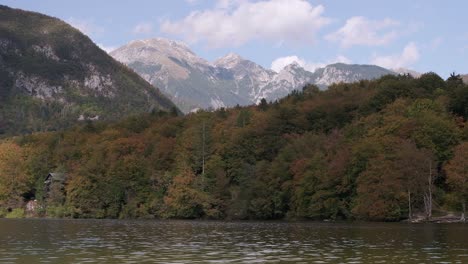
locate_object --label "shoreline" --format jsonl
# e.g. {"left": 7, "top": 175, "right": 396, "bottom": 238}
{"left": 405, "top": 213, "right": 466, "bottom": 224}
{"left": 2, "top": 215, "right": 466, "bottom": 224}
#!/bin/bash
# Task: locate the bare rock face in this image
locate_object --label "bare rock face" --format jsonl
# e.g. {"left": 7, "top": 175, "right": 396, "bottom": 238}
{"left": 14, "top": 72, "right": 63, "bottom": 99}
{"left": 32, "top": 45, "right": 60, "bottom": 61}
{"left": 462, "top": 74, "right": 468, "bottom": 84}
{"left": 112, "top": 38, "right": 396, "bottom": 113}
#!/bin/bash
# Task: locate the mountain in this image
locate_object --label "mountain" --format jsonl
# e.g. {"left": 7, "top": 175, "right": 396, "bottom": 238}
{"left": 111, "top": 38, "right": 395, "bottom": 113}
{"left": 213, "top": 53, "right": 276, "bottom": 104}
{"left": 110, "top": 39, "right": 247, "bottom": 113}
{"left": 0, "top": 6, "right": 176, "bottom": 136}
{"left": 462, "top": 74, "right": 468, "bottom": 84}
{"left": 312, "top": 63, "right": 394, "bottom": 87}
{"left": 255, "top": 62, "right": 316, "bottom": 103}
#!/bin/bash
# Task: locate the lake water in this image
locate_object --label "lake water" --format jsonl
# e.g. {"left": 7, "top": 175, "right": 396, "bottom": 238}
{"left": 0, "top": 219, "right": 467, "bottom": 263}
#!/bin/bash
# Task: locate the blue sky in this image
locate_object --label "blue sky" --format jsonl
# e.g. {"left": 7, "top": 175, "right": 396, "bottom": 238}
{"left": 2, "top": 0, "right": 467, "bottom": 77}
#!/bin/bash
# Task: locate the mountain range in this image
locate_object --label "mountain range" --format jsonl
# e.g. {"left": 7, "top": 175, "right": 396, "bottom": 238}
{"left": 0, "top": 5, "right": 176, "bottom": 136}
{"left": 0, "top": 4, "right": 435, "bottom": 135}
{"left": 111, "top": 38, "right": 404, "bottom": 113}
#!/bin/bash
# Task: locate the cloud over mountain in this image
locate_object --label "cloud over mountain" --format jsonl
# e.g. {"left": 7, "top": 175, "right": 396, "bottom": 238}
{"left": 271, "top": 55, "right": 351, "bottom": 73}
{"left": 371, "top": 42, "right": 420, "bottom": 69}
{"left": 161, "top": 0, "right": 331, "bottom": 48}
{"left": 326, "top": 16, "right": 400, "bottom": 48}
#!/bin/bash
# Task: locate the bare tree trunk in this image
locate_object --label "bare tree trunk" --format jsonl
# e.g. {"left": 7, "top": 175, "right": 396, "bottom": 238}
{"left": 408, "top": 189, "right": 412, "bottom": 221}
{"left": 202, "top": 121, "right": 205, "bottom": 178}
{"left": 424, "top": 161, "right": 433, "bottom": 220}
{"left": 462, "top": 201, "right": 466, "bottom": 222}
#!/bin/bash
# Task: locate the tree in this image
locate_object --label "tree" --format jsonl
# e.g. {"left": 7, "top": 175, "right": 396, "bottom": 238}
{"left": 351, "top": 137, "right": 435, "bottom": 221}
{"left": 417, "top": 72, "right": 446, "bottom": 93}
{"left": 353, "top": 154, "right": 406, "bottom": 221}
{"left": 236, "top": 109, "right": 251, "bottom": 127}
{"left": 259, "top": 98, "right": 268, "bottom": 111}
{"left": 163, "top": 164, "right": 207, "bottom": 218}
{"left": 201, "top": 120, "right": 207, "bottom": 177}
{"left": 448, "top": 84, "right": 468, "bottom": 119}
{"left": 422, "top": 157, "right": 436, "bottom": 220}
{"left": 0, "top": 142, "right": 30, "bottom": 209}
{"left": 445, "top": 142, "right": 468, "bottom": 221}
{"left": 446, "top": 72, "right": 464, "bottom": 89}
{"left": 395, "top": 140, "right": 432, "bottom": 221}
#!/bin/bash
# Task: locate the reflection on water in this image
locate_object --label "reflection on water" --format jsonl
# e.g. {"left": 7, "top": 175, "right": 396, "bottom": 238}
{"left": 0, "top": 219, "right": 467, "bottom": 263}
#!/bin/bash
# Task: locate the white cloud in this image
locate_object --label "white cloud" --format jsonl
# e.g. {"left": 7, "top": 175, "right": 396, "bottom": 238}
{"left": 161, "top": 0, "right": 331, "bottom": 48}
{"left": 271, "top": 56, "right": 310, "bottom": 72}
{"left": 97, "top": 43, "right": 116, "bottom": 53}
{"left": 271, "top": 55, "right": 351, "bottom": 73}
{"left": 67, "top": 17, "right": 104, "bottom": 36}
{"left": 326, "top": 16, "right": 400, "bottom": 48}
{"left": 133, "top": 22, "right": 154, "bottom": 35}
{"left": 371, "top": 42, "right": 420, "bottom": 69}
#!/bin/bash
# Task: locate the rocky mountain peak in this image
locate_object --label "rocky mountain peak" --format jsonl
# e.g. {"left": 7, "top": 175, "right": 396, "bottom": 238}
{"left": 274, "top": 62, "right": 312, "bottom": 85}
{"left": 111, "top": 38, "right": 207, "bottom": 66}
{"left": 282, "top": 61, "right": 303, "bottom": 72}
{"left": 111, "top": 38, "right": 396, "bottom": 113}
{"left": 214, "top": 53, "right": 246, "bottom": 68}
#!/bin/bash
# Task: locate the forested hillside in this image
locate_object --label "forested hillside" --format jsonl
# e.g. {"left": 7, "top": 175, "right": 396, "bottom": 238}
{"left": 0, "top": 73, "right": 467, "bottom": 221}
{"left": 0, "top": 5, "right": 177, "bottom": 137}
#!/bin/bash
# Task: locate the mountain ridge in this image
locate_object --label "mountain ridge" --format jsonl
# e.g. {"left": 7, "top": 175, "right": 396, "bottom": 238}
{"left": 0, "top": 5, "right": 177, "bottom": 136}
{"left": 111, "top": 38, "right": 399, "bottom": 113}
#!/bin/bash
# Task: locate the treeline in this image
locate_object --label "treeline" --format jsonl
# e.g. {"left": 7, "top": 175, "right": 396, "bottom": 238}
{"left": 0, "top": 73, "right": 467, "bottom": 221}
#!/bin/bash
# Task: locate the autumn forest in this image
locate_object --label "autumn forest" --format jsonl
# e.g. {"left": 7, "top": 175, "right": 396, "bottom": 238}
{"left": 1, "top": 73, "right": 467, "bottom": 221}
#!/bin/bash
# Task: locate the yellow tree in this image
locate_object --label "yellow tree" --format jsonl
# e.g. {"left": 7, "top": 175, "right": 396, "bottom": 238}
{"left": 163, "top": 164, "right": 206, "bottom": 218}
{"left": 445, "top": 142, "right": 468, "bottom": 221}
{"left": 0, "top": 142, "right": 30, "bottom": 209}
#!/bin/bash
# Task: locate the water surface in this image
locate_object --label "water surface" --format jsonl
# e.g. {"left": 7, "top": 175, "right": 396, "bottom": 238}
{"left": 0, "top": 219, "right": 467, "bottom": 263}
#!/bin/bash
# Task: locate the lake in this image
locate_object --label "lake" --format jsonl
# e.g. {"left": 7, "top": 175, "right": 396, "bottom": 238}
{"left": 0, "top": 219, "right": 467, "bottom": 263}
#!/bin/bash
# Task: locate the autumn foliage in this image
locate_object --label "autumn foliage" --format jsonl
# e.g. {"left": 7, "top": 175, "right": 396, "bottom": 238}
{"left": 0, "top": 73, "right": 467, "bottom": 220}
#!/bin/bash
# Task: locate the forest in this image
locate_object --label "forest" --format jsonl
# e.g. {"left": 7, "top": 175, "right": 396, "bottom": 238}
{"left": 0, "top": 72, "right": 467, "bottom": 221}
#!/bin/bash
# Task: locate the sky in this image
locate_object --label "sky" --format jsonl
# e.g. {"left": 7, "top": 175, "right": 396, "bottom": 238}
{"left": 2, "top": 0, "right": 467, "bottom": 77}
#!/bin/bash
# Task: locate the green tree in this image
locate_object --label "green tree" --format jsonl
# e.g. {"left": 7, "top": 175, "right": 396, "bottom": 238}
{"left": 236, "top": 109, "right": 251, "bottom": 127}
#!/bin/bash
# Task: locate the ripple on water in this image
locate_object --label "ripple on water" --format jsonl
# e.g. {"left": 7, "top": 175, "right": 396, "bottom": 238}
{"left": 0, "top": 220, "right": 468, "bottom": 263}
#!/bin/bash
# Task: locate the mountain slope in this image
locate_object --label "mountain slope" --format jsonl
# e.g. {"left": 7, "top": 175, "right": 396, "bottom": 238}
{"left": 213, "top": 53, "right": 276, "bottom": 103}
{"left": 0, "top": 5, "right": 177, "bottom": 136}
{"left": 462, "top": 74, "right": 468, "bottom": 84}
{"left": 111, "top": 39, "right": 247, "bottom": 113}
{"left": 111, "top": 38, "right": 396, "bottom": 113}
{"left": 313, "top": 63, "right": 394, "bottom": 87}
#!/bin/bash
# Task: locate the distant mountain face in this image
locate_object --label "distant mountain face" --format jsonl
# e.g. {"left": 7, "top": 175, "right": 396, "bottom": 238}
{"left": 392, "top": 68, "right": 422, "bottom": 78}
{"left": 0, "top": 6, "right": 177, "bottom": 136}
{"left": 111, "top": 38, "right": 396, "bottom": 113}
{"left": 462, "top": 74, "right": 468, "bottom": 84}
{"left": 111, "top": 39, "right": 247, "bottom": 112}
